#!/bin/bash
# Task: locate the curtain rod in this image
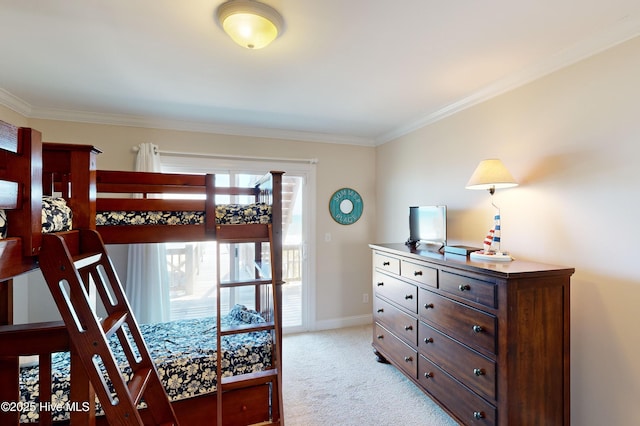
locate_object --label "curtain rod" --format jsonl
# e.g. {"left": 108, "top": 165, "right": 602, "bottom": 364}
{"left": 132, "top": 146, "right": 318, "bottom": 164}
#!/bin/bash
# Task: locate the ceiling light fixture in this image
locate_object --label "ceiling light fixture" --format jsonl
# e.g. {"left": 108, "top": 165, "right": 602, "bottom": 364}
{"left": 216, "top": 0, "right": 284, "bottom": 49}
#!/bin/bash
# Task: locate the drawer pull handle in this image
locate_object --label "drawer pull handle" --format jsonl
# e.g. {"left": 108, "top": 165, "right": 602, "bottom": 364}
{"left": 405, "top": 294, "right": 413, "bottom": 300}
{"left": 423, "top": 337, "right": 433, "bottom": 344}
{"left": 424, "top": 303, "right": 434, "bottom": 309}
{"left": 474, "top": 368, "right": 485, "bottom": 376}
{"left": 383, "top": 261, "right": 390, "bottom": 266}
{"left": 473, "top": 411, "right": 485, "bottom": 420}
{"left": 377, "top": 335, "right": 384, "bottom": 340}
{"left": 377, "top": 282, "right": 384, "bottom": 286}
{"left": 473, "top": 325, "right": 484, "bottom": 333}
{"left": 424, "top": 372, "right": 433, "bottom": 379}
{"left": 458, "top": 284, "right": 471, "bottom": 291}
{"left": 377, "top": 308, "right": 384, "bottom": 313}
{"left": 414, "top": 270, "right": 422, "bottom": 276}
{"left": 404, "top": 325, "right": 413, "bottom": 331}
{"left": 404, "top": 356, "right": 413, "bottom": 362}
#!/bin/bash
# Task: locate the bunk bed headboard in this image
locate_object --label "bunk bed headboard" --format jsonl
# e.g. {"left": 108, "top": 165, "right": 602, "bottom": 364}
{"left": 0, "top": 120, "right": 43, "bottom": 258}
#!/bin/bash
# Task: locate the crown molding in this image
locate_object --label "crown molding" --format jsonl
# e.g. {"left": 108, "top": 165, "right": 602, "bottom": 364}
{"left": 375, "top": 15, "right": 640, "bottom": 145}
{"left": 0, "top": 88, "right": 33, "bottom": 116}
{"left": 4, "top": 102, "right": 375, "bottom": 147}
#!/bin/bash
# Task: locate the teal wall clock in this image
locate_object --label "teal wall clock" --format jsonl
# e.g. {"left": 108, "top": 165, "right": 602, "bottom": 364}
{"left": 329, "top": 188, "right": 363, "bottom": 225}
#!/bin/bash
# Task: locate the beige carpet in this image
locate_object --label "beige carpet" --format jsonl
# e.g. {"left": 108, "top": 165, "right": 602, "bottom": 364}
{"left": 282, "top": 325, "right": 460, "bottom": 426}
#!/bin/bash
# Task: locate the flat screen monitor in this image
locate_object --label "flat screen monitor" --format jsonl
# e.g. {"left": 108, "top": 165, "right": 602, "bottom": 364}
{"left": 409, "top": 206, "right": 447, "bottom": 249}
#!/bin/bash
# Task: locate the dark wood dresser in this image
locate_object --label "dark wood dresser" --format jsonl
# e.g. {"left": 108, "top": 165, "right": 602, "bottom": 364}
{"left": 370, "top": 243, "right": 574, "bottom": 426}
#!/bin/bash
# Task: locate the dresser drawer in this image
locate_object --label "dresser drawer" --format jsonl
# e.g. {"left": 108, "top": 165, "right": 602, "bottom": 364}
{"left": 419, "top": 289, "right": 497, "bottom": 355}
{"left": 374, "top": 252, "right": 400, "bottom": 275}
{"left": 440, "top": 270, "right": 497, "bottom": 308}
{"left": 374, "top": 271, "right": 418, "bottom": 313}
{"left": 374, "top": 323, "right": 418, "bottom": 379}
{"left": 401, "top": 259, "right": 438, "bottom": 288}
{"left": 419, "top": 355, "right": 496, "bottom": 425}
{"left": 374, "top": 297, "right": 418, "bottom": 346}
{"left": 419, "top": 321, "right": 496, "bottom": 400}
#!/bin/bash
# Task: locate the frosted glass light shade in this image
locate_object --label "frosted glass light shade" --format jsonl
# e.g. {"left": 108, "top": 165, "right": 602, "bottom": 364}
{"left": 466, "top": 159, "right": 518, "bottom": 191}
{"left": 217, "top": 0, "right": 284, "bottom": 49}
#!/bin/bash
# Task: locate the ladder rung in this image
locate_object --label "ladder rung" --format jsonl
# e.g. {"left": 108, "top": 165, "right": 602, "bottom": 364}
{"left": 101, "top": 311, "right": 128, "bottom": 338}
{"left": 72, "top": 252, "right": 102, "bottom": 269}
{"left": 220, "top": 321, "right": 276, "bottom": 336}
{"left": 128, "top": 367, "right": 153, "bottom": 406}
{"left": 221, "top": 368, "right": 278, "bottom": 391}
{"left": 220, "top": 278, "right": 273, "bottom": 288}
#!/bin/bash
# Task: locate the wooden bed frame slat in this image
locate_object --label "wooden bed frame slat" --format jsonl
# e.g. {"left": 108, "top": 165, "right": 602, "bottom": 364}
{"left": 96, "top": 198, "right": 206, "bottom": 211}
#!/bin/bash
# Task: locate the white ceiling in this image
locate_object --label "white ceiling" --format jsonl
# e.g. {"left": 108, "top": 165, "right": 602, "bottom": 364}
{"left": 1, "top": 1, "right": 639, "bottom": 146}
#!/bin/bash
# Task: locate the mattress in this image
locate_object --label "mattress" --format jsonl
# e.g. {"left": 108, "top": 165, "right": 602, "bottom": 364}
{"left": 96, "top": 202, "right": 272, "bottom": 226}
{"left": 1, "top": 201, "right": 271, "bottom": 239}
{"left": 0, "top": 196, "right": 72, "bottom": 239}
{"left": 19, "top": 305, "right": 273, "bottom": 423}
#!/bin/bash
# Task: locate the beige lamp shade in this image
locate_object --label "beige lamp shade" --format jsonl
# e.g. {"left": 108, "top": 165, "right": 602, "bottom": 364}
{"left": 217, "top": 0, "right": 284, "bottom": 49}
{"left": 466, "top": 159, "right": 518, "bottom": 192}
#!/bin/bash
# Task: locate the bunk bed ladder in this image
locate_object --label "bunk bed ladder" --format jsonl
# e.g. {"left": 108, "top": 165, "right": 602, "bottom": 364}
{"left": 39, "top": 229, "right": 180, "bottom": 426}
{"left": 215, "top": 223, "right": 284, "bottom": 426}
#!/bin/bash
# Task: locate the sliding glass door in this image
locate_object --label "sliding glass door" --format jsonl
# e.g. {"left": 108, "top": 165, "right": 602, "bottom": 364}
{"left": 160, "top": 155, "right": 313, "bottom": 333}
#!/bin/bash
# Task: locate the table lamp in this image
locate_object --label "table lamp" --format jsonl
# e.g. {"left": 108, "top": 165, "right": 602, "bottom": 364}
{"left": 465, "top": 159, "right": 518, "bottom": 261}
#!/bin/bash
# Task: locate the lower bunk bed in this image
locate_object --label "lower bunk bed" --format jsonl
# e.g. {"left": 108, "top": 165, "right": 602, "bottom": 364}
{"left": 16, "top": 305, "right": 274, "bottom": 426}
{"left": 0, "top": 120, "right": 285, "bottom": 425}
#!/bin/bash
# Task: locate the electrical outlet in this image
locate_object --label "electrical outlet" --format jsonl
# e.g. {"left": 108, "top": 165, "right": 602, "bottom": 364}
{"left": 362, "top": 293, "right": 369, "bottom": 304}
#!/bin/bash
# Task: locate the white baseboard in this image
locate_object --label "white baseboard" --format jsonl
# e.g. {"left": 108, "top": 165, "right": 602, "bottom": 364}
{"left": 312, "top": 314, "right": 373, "bottom": 331}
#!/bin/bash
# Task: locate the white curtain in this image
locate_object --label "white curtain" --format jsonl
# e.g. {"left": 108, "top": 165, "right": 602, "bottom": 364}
{"left": 124, "top": 143, "right": 170, "bottom": 324}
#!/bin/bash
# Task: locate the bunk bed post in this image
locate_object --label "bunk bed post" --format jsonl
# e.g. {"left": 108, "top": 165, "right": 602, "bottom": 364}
{"left": 204, "top": 173, "right": 217, "bottom": 237}
{"left": 69, "top": 349, "right": 97, "bottom": 425}
{"left": 0, "top": 278, "right": 18, "bottom": 425}
{"left": 0, "top": 348, "right": 20, "bottom": 425}
{"left": 270, "top": 171, "right": 284, "bottom": 342}
{"left": 0, "top": 279, "right": 12, "bottom": 325}
{"left": 2, "top": 125, "right": 43, "bottom": 257}
{"left": 42, "top": 143, "right": 101, "bottom": 230}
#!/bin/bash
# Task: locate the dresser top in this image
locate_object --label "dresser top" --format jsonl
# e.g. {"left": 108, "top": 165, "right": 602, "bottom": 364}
{"left": 369, "top": 243, "right": 574, "bottom": 279}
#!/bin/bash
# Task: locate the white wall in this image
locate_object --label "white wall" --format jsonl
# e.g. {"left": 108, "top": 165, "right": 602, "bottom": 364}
{"left": 375, "top": 36, "right": 640, "bottom": 426}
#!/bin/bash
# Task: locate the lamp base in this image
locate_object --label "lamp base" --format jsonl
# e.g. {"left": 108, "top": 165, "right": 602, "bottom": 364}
{"left": 470, "top": 250, "right": 513, "bottom": 262}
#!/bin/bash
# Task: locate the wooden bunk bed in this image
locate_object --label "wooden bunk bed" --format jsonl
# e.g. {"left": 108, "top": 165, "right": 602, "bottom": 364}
{"left": 0, "top": 120, "right": 285, "bottom": 425}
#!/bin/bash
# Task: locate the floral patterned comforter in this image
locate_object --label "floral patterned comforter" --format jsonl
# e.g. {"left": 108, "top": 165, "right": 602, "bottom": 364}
{"left": 19, "top": 305, "right": 273, "bottom": 423}
{"left": 96, "top": 202, "right": 272, "bottom": 226}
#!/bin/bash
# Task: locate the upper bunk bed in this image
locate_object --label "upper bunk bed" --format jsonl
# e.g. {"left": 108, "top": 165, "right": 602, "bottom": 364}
{"left": 0, "top": 120, "right": 285, "bottom": 425}
{"left": 42, "top": 142, "right": 284, "bottom": 247}
{"left": 1, "top": 125, "right": 284, "bottom": 287}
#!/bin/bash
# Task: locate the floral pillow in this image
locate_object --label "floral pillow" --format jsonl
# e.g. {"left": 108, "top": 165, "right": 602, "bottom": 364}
{"left": 0, "top": 209, "right": 6, "bottom": 239}
{"left": 41, "top": 196, "right": 73, "bottom": 233}
{"left": 228, "top": 304, "right": 266, "bottom": 324}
